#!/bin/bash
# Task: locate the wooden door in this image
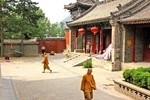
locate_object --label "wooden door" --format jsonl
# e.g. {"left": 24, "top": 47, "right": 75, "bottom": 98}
{"left": 144, "top": 29, "right": 150, "bottom": 61}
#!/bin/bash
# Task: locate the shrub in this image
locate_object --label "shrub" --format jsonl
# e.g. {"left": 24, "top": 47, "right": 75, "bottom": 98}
{"left": 147, "top": 77, "right": 150, "bottom": 90}
{"left": 123, "top": 67, "right": 150, "bottom": 90}
{"left": 83, "top": 60, "right": 92, "bottom": 68}
{"left": 123, "top": 69, "right": 135, "bottom": 83}
{"left": 140, "top": 72, "right": 150, "bottom": 89}
{"left": 132, "top": 71, "right": 143, "bottom": 87}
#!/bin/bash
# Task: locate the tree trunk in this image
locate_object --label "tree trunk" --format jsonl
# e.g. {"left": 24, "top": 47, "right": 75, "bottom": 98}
{"left": 0, "top": 4, "right": 4, "bottom": 56}
{"left": 20, "top": 33, "right": 24, "bottom": 55}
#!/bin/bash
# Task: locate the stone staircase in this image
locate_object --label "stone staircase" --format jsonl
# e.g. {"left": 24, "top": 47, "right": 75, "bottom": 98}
{"left": 63, "top": 53, "right": 91, "bottom": 67}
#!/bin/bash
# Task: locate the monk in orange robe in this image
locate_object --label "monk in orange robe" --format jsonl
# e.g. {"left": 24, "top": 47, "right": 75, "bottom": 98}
{"left": 42, "top": 52, "right": 52, "bottom": 73}
{"left": 81, "top": 68, "right": 96, "bottom": 100}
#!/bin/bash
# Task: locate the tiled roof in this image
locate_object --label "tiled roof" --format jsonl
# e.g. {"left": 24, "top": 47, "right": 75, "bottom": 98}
{"left": 67, "top": 0, "right": 131, "bottom": 26}
{"left": 121, "top": 3, "right": 150, "bottom": 24}
{"left": 64, "top": 0, "right": 95, "bottom": 10}
{"left": 4, "top": 39, "right": 38, "bottom": 44}
{"left": 79, "top": 0, "right": 95, "bottom": 4}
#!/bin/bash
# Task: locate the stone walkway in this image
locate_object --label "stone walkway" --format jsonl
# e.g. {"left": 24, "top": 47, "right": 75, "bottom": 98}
{"left": 0, "top": 54, "right": 134, "bottom": 100}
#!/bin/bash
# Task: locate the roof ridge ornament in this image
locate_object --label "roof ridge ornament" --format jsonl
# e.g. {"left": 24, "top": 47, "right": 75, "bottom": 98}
{"left": 110, "top": 12, "right": 115, "bottom": 18}
{"left": 117, "top": 4, "right": 122, "bottom": 10}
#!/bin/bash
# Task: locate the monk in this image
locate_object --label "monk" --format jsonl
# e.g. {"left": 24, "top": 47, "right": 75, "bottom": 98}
{"left": 81, "top": 68, "right": 96, "bottom": 100}
{"left": 42, "top": 52, "right": 52, "bottom": 73}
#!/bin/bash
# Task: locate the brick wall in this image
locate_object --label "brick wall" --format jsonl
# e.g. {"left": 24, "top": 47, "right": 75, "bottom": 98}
{"left": 123, "top": 25, "right": 144, "bottom": 62}
{"left": 38, "top": 38, "right": 66, "bottom": 53}
{"left": 134, "top": 28, "right": 143, "bottom": 62}
{"left": 124, "top": 25, "right": 133, "bottom": 62}
{"left": 3, "top": 42, "right": 38, "bottom": 57}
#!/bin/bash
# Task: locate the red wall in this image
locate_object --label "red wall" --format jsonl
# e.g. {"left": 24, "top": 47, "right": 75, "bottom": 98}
{"left": 38, "top": 38, "right": 66, "bottom": 53}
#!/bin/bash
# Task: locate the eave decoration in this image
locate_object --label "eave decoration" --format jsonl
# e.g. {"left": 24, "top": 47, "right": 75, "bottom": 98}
{"left": 78, "top": 28, "right": 86, "bottom": 35}
{"left": 90, "top": 26, "right": 99, "bottom": 35}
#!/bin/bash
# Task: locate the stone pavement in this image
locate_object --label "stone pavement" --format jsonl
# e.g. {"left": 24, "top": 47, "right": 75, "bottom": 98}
{"left": 0, "top": 54, "right": 134, "bottom": 100}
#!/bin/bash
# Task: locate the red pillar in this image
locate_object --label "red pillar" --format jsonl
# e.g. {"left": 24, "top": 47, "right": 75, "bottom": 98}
{"left": 65, "top": 31, "right": 69, "bottom": 48}
{"left": 100, "top": 29, "right": 104, "bottom": 54}
{"left": 84, "top": 32, "right": 87, "bottom": 53}
{"left": 92, "top": 34, "right": 96, "bottom": 54}
{"left": 98, "top": 31, "right": 100, "bottom": 53}
{"left": 132, "top": 28, "right": 135, "bottom": 62}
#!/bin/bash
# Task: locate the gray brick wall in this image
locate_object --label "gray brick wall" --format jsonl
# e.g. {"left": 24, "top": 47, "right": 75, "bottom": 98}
{"left": 3, "top": 43, "right": 38, "bottom": 57}
{"left": 134, "top": 28, "right": 143, "bottom": 62}
{"left": 3, "top": 39, "right": 39, "bottom": 57}
{"left": 23, "top": 44, "right": 38, "bottom": 56}
{"left": 124, "top": 25, "right": 133, "bottom": 62}
{"left": 123, "top": 25, "right": 144, "bottom": 62}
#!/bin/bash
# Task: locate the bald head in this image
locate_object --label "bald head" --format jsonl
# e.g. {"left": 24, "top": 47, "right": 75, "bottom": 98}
{"left": 87, "top": 68, "right": 92, "bottom": 74}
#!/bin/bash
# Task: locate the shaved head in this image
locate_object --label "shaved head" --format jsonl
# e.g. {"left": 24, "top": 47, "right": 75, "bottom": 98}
{"left": 87, "top": 68, "right": 92, "bottom": 74}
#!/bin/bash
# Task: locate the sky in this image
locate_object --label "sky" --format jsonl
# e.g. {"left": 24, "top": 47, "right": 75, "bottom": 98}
{"left": 31, "top": 0, "right": 76, "bottom": 23}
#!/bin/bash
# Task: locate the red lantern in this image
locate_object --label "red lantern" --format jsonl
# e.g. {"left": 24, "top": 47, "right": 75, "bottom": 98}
{"left": 90, "top": 26, "right": 99, "bottom": 35}
{"left": 78, "top": 28, "right": 85, "bottom": 35}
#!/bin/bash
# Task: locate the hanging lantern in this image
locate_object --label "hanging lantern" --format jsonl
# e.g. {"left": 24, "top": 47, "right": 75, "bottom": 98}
{"left": 90, "top": 26, "right": 99, "bottom": 35}
{"left": 78, "top": 28, "right": 86, "bottom": 35}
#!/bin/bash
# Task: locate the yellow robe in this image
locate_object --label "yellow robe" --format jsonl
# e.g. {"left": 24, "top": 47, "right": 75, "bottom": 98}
{"left": 81, "top": 73, "right": 96, "bottom": 92}
{"left": 42, "top": 54, "right": 49, "bottom": 69}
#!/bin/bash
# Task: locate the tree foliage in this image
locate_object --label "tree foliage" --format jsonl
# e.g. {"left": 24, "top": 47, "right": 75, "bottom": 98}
{"left": 1, "top": 0, "right": 66, "bottom": 39}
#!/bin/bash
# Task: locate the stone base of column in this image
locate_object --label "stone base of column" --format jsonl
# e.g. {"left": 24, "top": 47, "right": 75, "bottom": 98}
{"left": 112, "top": 60, "right": 121, "bottom": 71}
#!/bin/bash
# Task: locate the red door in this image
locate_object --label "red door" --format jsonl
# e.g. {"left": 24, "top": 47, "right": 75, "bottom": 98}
{"left": 144, "top": 29, "right": 150, "bottom": 61}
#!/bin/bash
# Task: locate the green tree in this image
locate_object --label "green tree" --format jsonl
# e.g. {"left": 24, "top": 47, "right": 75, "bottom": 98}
{"left": 32, "top": 9, "right": 51, "bottom": 39}
{"left": 59, "top": 22, "right": 65, "bottom": 37}
{"left": 0, "top": 0, "right": 17, "bottom": 56}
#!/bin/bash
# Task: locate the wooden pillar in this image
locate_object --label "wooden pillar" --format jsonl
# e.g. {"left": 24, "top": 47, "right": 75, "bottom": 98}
{"left": 132, "top": 28, "right": 135, "bottom": 62}
{"left": 84, "top": 32, "right": 87, "bottom": 53}
{"left": 92, "top": 34, "right": 96, "bottom": 54}
{"left": 100, "top": 29, "right": 104, "bottom": 54}
{"left": 64, "top": 27, "right": 70, "bottom": 50}
{"left": 98, "top": 31, "right": 100, "bottom": 53}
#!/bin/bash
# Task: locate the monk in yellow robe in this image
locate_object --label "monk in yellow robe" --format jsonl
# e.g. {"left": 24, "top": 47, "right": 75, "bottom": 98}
{"left": 81, "top": 68, "right": 96, "bottom": 100}
{"left": 42, "top": 52, "right": 52, "bottom": 73}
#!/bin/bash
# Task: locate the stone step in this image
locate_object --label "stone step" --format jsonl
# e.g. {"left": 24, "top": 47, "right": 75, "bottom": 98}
{"left": 63, "top": 54, "right": 90, "bottom": 67}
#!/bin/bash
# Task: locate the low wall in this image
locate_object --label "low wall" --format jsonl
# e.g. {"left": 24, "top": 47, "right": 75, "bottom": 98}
{"left": 3, "top": 39, "right": 39, "bottom": 57}
{"left": 38, "top": 37, "right": 66, "bottom": 53}
{"left": 114, "top": 79, "right": 150, "bottom": 100}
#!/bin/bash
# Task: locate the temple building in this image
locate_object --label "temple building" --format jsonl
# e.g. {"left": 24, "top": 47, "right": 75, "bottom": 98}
{"left": 64, "top": 0, "right": 150, "bottom": 71}
{"left": 64, "top": 0, "right": 96, "bottom": 20}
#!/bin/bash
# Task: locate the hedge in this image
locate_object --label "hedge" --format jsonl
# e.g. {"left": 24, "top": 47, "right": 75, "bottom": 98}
{"left": 123, "top": 67, "right": 150, "bottom": 90}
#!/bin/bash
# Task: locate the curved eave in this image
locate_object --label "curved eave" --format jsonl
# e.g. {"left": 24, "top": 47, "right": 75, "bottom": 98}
{"left": 67, "top": 17, "right": 110, "bottom": 27}
{"left": 78, "top": 2, "right": 94, "bottom": 7}
{"left": 64, "top": 3, "right": 76, "bottom": 10}
{"left": 64, "top": 2, "right": 93, "bottom": 10}
{"left": 121, "top": 19, "right": 150, "bottom": 24}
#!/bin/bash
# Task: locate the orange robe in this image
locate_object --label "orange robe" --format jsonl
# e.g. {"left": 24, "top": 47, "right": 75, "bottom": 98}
{"left": 42, "top": 54, "right": 49, "bottom": 69}
{"left": 81, "top": 74, "right": 96, "bottom": 92}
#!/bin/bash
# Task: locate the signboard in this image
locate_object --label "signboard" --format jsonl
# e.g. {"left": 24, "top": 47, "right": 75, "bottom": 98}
{"left": 127, "top": 39, "right": 132, "bottom": 45}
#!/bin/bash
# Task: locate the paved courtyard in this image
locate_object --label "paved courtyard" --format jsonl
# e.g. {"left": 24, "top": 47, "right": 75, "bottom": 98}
{"left": 0, "top": 54, "right": 134, "bottom": 100}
